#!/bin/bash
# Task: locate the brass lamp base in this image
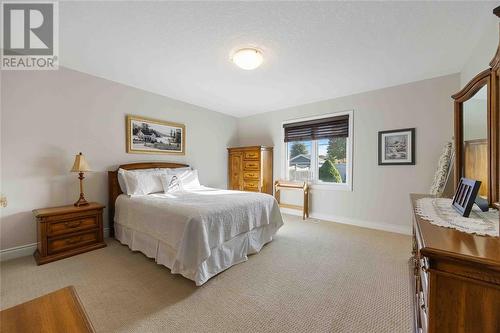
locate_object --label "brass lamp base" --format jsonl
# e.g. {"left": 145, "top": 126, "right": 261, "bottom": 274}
{"left": 74, "top": 195, "right": 89, "bottom": 207}
{"left": 74, "top": 172, "right": 90, "bottom": 207}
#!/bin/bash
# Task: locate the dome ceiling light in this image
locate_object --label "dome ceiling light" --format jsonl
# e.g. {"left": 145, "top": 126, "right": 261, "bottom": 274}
{"left": 231, "top": 48, "right": 263, "bottom": 70}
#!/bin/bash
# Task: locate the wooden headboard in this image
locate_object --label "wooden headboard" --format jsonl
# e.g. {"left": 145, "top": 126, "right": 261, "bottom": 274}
{"left": 108, "top": 162, "right": 189, "bottom": 237}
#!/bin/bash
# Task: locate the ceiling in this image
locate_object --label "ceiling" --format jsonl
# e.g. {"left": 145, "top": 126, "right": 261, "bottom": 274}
{"left": 60, "top": 1, "right": 495, "bottom": 118}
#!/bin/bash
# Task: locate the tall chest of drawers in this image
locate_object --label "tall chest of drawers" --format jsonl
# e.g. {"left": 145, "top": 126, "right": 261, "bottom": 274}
{"left": 33, "top": 203, "right": 106, "bottom": 265}
{"left": 410, "top": 194, "right": 500, "bottom": 333}
{"left": 227, "top": 146, "right": 273, "bottom": 195}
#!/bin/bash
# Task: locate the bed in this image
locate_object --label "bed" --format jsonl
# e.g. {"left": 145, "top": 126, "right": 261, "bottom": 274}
{"left": 108, "top": 162, "right": 284, "bottom": 286}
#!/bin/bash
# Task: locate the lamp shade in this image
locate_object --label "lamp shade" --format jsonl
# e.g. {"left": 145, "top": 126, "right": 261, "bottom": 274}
{"left": 70, "top": 152, "right": 91, "bottom": 172}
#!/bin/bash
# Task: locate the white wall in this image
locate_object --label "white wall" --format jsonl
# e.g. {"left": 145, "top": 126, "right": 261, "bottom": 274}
{"left": 236, "top": 74, "right": 459, "bottom": 234}
{"left": 0, "top": 67, "right": 238, "bottom": 250}
{"left": 461, "top": 17, "right": 498, "bottom": 85}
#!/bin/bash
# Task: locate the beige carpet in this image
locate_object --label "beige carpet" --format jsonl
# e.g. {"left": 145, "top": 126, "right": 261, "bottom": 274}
{"left": 0, "top": 215, "right": 412, "bottom": 333}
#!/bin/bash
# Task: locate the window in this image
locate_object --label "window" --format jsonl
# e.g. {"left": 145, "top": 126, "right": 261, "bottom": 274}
{"left": 287, "top": 140, "right": 313, "bottom": 181}
{"left": 283, "top": 111, "right": 352, "bottom": 190}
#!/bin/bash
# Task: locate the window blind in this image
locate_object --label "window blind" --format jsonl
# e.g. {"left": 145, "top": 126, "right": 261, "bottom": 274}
{"left": 283, "top": 115, "right": 349, "bottom": 142}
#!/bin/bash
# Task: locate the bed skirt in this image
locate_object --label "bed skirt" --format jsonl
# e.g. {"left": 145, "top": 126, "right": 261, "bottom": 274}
{"left": 114, "top": 222, "right": 280, "bottom": 286}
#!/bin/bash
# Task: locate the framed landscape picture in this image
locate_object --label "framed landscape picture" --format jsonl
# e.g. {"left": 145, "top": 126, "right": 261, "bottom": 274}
{"left": 378, "top": 128, "right": 415, "bottom": 165}
{"left": 126, "top": 115, "right": 185, "bottom": 155}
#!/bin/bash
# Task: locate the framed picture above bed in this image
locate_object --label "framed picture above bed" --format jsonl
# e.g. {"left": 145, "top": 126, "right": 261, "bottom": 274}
{"left": 126, "top": 115, "right": 185, "bottom": 155}
{"left": 378, "top": 128, "right": 415, "bottom": 165}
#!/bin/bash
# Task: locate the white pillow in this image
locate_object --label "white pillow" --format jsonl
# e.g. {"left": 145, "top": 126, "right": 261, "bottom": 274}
{"left": 118, "top": 168, "right": 159, "bottom": 193}
{"left": 160, "top": 174, "right": 182, "bottom": 193}
{"left": 118, "top": 168, "right": 166, "bottom": 196}
{"left": 117, "top": 168, "right": 144, "bottom": 194}
{"left": 166, "top": 167, "right": 192, "bottom": 176}
{"left": 117, "top": 169, "right": 128, "bottom": 193}
{"left": 177, "top": 169, "right": 201, "bottom": 189}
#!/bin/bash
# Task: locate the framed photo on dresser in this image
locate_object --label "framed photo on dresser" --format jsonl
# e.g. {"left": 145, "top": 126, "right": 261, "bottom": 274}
{"left": 378, "top": 128, "right": 415, "bottom": 165}
{"left": 126, "top": 115, "right": 185, "bottom": 155}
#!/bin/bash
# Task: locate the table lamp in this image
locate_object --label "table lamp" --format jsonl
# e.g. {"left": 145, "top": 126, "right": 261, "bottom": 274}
{"left": 71, "top": 152, "right": 91, "bottom": 207}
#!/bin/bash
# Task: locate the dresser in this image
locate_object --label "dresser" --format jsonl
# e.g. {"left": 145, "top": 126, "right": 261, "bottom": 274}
{"left": 0, "top": 286, "right": 95, "bottom": 333}
{"left": 33, "top": 203, "right": 106, "bottom": 265}
{"left": 227, "top": 146, "right": 273, "bottom": 195}
{"left": 410, "top": 194, "right": 500, "bottom": 333}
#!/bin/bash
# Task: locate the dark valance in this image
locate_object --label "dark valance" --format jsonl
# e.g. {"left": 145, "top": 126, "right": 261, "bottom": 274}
{"left": 283, "top": 115, "right": 349, "bottom": 142}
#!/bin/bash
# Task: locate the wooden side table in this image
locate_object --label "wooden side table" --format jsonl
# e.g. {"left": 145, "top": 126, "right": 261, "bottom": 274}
{"left": 33, "top": 203, "right": 106, "bottom": 265}
{"left": 0, "top": 286, "right": 95, "bottom": 333}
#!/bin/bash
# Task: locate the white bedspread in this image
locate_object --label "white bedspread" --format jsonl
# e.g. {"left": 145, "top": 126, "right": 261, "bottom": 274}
{"left": 114, "top": 187, "right": 283, "bottom": 285}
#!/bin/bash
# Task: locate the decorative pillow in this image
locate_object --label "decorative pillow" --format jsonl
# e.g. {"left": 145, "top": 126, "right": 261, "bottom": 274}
{"left": 175, "top": 169, "right": 201, "bottom": 189}
{"left": 118, "top": 168, "right": 166, "bottom": 196}
{"left": 160, "top": 174, "right": 182, "bottom": 193}
{"left": 430, "top": 142, "right": 454, "bottom": 196}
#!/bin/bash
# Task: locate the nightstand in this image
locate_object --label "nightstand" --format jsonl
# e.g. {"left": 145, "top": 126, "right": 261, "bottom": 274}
{"left": 33, "top": 203, "right": 106, "bottom": 265}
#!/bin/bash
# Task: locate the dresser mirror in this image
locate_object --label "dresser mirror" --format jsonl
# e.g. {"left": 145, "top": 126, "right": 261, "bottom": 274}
{"left": 452, "top": 22, "right": 499, "bottom": 207}
{"left": 462, "top": 84, "right": 489, "bottom": 199}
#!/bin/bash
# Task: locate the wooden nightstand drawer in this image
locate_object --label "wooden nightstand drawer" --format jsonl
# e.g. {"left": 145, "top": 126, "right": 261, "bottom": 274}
{"left": 243, "top": 151, "right": 260, "bottom": 160}
{"left": 243, "top": 161, "right": 260, "bottom": 171}
{"left": 48, "top": 217, "right": 97, "bottom": 236}
{"left": 48, "top": 231, "right": 99, "bottom": 254}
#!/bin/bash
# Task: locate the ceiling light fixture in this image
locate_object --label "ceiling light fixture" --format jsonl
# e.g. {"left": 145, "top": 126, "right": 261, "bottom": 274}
{"left": 231, "top": 48, "right": 263, "bottom": 70}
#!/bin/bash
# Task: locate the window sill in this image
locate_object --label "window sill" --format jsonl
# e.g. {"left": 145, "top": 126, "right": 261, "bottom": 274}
{"left": 281, "top": 178, "right": 352, "bottom": 191}
{"left": 310, "top": 183, "right": 352, "bottom": 191}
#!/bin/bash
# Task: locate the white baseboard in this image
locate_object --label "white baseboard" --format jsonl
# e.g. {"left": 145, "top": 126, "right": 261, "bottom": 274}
{"left": 280, "top": 208, "right": 411, "bottom": 235}
{"left": 0, "top": 242, "right": 37, "bottom": 262}
{"left": 0, "top": 227, "right": 112, "bottom": 262}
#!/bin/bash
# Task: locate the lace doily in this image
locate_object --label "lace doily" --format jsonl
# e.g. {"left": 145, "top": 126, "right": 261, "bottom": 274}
{"left": 415, "top": 198, "right": 499, "bottom": 237}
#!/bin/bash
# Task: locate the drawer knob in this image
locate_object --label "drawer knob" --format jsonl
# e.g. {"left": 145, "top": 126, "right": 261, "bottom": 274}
{"left": 65, "top": 237, "right": 82, "bottom": 245}
{"left": 64, "top": 221, "right": 82, "bottom": 228}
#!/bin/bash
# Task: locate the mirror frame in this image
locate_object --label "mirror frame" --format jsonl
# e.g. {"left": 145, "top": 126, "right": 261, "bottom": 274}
{"left": 490, "top": 21, "right": 500, "bottom": 209}
{"left": 452, "top": 19, "right": 500, "bottom": 207}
